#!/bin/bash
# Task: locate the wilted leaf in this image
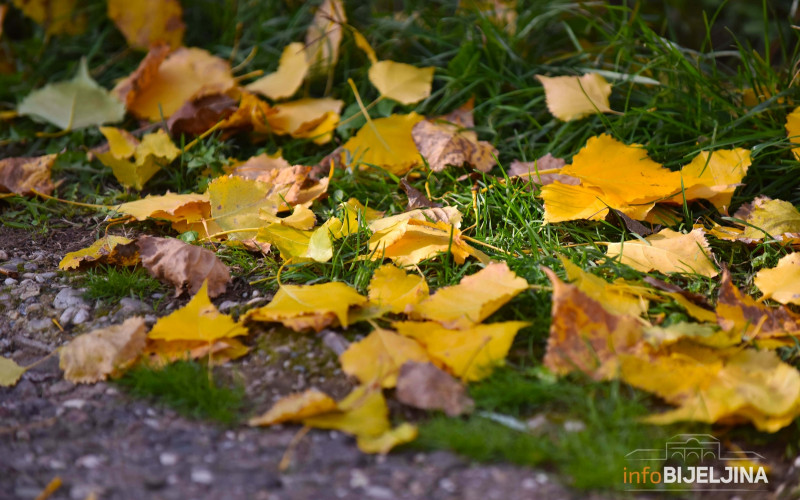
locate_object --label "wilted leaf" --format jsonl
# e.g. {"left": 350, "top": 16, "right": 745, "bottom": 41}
{"left": 754, "top": 253, "right": 800, "bottom": 305}
{"left": 340, "top": 328, "right": 430, "bottom": 387}
{"left": 107, "top": 0, "right": 185, "bottom": 50}
{"left": 342, "top": 112, "right": 425, "bottom": 175}
{"left": 558, "top": 256, "right": 649, "bottom": 317}
{"left": 114, "top": 47, "right": 235, "bottom": 121}
{"left": 368, "top": 218, "right": 489, "bottom": 266}
{"left": 18, "top": 58, "right": 124, "bottom": 130}
{"left": 786, "top": 107, "right": 800, "bottom": 161}
{"left": 167, "top": 93, "right": 238, "bottom": 137}
{"left": 12, "top": 0, "right": 85, "bottom": 35}
{"left": 304, "top": 0, "right": 346, "bottom": 76}
{"left": 395, "top": 361, "right": 474, "bottom": 416}
{"left": 96, "top": 127, "right": 180, "bottom": 190}
{"left": 542, "top": 267, "right": 643, "bottom": 380}
{"left": 59, "top": 317, "right": 147, "bottom": 383}
{"left": 247, "top": 42, "right": 309, "bottom": 100}
{"left": 411, "top": 262, "right": 528, "bottom": 328}
{"left": 642, "top": 323, "right": 735, "bottom": 349}
{"left": 268, "top": 97, "right": 343, "bottom": 144}
{"left": 400, "top": 178, "right": 439, "bottom": 209}
{"left": 412, "top": 119, "right": 496, "bottom": 173}
{"left": 0, "top": 357, "right": 28, "bottom": 387}
{"left": 734, "top": 196, "right": 800, "bottom": 242}
{"left": 246, "top": 282, "right": 367, "bottom": 332}
{"left": 0, "top": 154, "right": 55, "bottom": 195}
{"left": 667, "top": 148, "right": 752, "bottom": 213}
{"left": 395, "top": 320, "right": 528, "bottom": 381}
{"left": 59, "top": 235, "right": 138, "bottom": 270}
{"left": 605, "top": 228, "right": 718, "bottom": 277}
{"left": 536, "top": 73, "right": 613, "bottom": 121}
{"left": 508, "top": 153, "right": 574, "bottom": 186}
{"left": 137, "top": 235, "right": 231, "bottom": 297}
{"left": 368, "top": 61, "right": 434, "bottom": 105}
{"left": 248, "top": 389, "right": 338, "bottom": 426}
{"left": 148, "top": 281, "right": 248, "bottom": 343}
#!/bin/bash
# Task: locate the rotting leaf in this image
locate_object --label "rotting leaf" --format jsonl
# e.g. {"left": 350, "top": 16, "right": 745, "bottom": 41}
{"left": 395, "top": 361, "right": 474, "bottom": 416}
{"left": 400, "top": 178, "right": 439, "bottom": 209}
{"left": 411, "top": 118, "right": 497, "bottom": 173}
{"left": 0, "top": 154, "right": 55, "bottom": 195}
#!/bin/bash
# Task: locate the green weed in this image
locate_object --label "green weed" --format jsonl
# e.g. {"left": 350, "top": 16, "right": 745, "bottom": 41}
{"left": 83, "top": 265, "right": 163, "bottom": 303}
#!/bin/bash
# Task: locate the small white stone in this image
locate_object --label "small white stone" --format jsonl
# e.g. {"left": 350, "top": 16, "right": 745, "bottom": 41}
{"left": 4, "top": 278, "right": 17, "bottom": 286}
{"left": 159, "top": 452, "right": 178, "bottom": 466}
{"left": 794, "top": 455, "right": 800, "bottom": 468}
{"left": 72, "top": 308, "right": 90, "bottom": 325}
{"left": 349, "top": 469, "right": 369, "bottom": 488}
{"left": 191, "top": 468, "right": 214, "bottom": 484}
{"left": 438, "top": 478, "right": 456, "bottom": 493}
{"left": 62, "top": 399, "right": 86, "bottom": 409}
{"left": 76, "top": 455, "right": 104, "bottom": 469}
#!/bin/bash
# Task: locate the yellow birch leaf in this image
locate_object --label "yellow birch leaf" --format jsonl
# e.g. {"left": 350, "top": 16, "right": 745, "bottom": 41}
{"left": 341, "top": 198, "right": 384, "bottom": 234}
{"left": 669, "top": 148, "right": 751, "bottom": 213}
{"left": 107, "top": 0, "right": 185, "bottom": 50}
{"left": 351, "top": 28, "right": 377, "bottom": 64}
{"left": 246, "top": 282, "right": 367, "bottom": 332}
{"left": 59, "top": 317, "right": 148, "bottom": 383}
{"left": 115, "top": 192, "right": 211, "bottom": 230}
{"left": 148, "top": 281, "right": 247, "bottom": 342}
{"left": 558, "top": 256, "right": 648, "bottom": 317}
{"left": 145, "top": 338, "right": 248, "bottom": 366}
{"left": 536, "top": 73, "right": 612, "bottom": 121}
{"left": 665, "top": 292, "right": 718, "bottom": 323}
{"left": 247, "top": 42, "right": 309, "bottom": 100}
{"left": 59, "top": 235, "right": 137, "bottom": 270}
{"left": 786, "top": 106, "right": 800, "bottom": 161}
{"left": 257, "top": 217, "right": 342, "bottom": 263}
{"left": 737, "top": 197, "right": 800, "bottom": 241}
{"left": 642, "top": 323, "right": 734, "bottom": 349}
{"left": 96, "top": 128, "right": 180, "bottom": 190}
{"left": 411, "top": 262, "right": 528, "bottom": 329}
{"left": 605, "top": 228, "right": 718, "bottom": 277}
{"left": 754, "top": 253, "right": 800, "bottom": 305}
{"left": 341, "top": 113, "right": 425, "bottom": 175}
{"left": 368, "top": 219, "right": 489, "bottom": 266}
{"left": 541, "top": 181, "right": 609, "bottom": 223}
{"left": 304, "top": 0, "right": 346, "bottom": 76}
{"left": 302, "top": 386, "right": 391, "bottom": 438}
{"left": 259, "top": 204, "right": 316, "bottom": 230}
{"left": 340, "top": 328, "right": 431, "bottom": 387}
{"left": 368, "top": 61, "right": 435, "bottom": 105}
{"left": 248, "top": 389, "right": 338, "bottom": 426}
{"left": 368, "top": 206, "right": 463, "bottom": 233}
{"left": 207, "top": 175, "right": 281, "bottom": 242}
{"left": 12, "top": 0, "right": 86, "bottom": 35}
{"left": 267, "top": 98, "right": 343, "bottom": 144}
{"left": 367, "top": 264, "right": 429, "bottom": 314}
{"left": 356, "top": 423, "right": 418, "bottom": 454}
{"left": 0, "top": 357, "right": 28, "bottom": 387}
{"left": 394, "top": 321, "right": 528, "bottom": 381}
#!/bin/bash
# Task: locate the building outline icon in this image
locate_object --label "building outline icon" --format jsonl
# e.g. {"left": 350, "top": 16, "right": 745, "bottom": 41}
{"left": 625, "top": 434, "right": 765, "bottom": 463}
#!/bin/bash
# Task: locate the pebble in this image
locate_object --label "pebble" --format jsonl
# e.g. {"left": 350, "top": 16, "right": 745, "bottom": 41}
{"left": 4, "top": 278, "right": 18, "bottom": 286}
{"left": 118, "top": 297, "right": 150, "bottom": 315}
{"left": 563, "top": 420, "right": 586, "bottom": 433}
{"left": 219, "top": 300, "right": 238, "bottom": 312}
{"left": 62, "top": 399, "right": 87, "bottom": 409}
{"left": 152, "top": 292, "right": 165, "bottom": 299}
{"left": 48, "top": 380, "right": 75, "bottom": 395}
{"left": 0, "top": 249, "right": 7, "bottom": 260}
{"left": 23, "top": 262, "right": 38, "bottom": 271}
{"left": 76, "top": 454, "right": 105, "bottom": 469}
{"left": 18, "top": 281, "right": 41, "bottom": 300}
{"left": 34, "top": 272, "right": 57, "bottom": 283}
{"left": 72, "top": 308, "right": 90, "bottom": 325}
{"left": 28, "top": 318, "right": 53, "bottom": 332}
{"left": 191, "top": 468, "right": 214, "bottom": 484}
{"left": 159, "top": 452, "right": 178, "bottom": 466}
{"left": 53, "top": 287, "right": 89, "bottom": 310}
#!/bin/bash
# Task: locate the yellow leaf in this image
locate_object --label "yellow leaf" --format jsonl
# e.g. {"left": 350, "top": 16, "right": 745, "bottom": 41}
{"left": 536, "top": 73, "right": 612, "bottom": 121}
{"left": 786, "top": 107, "right": 800, "bottom": 161}
{"left": 356, "top": 422, "right": 418, "bottom": 454}
{"left": 642, "top": 323, "right": 735, "bottom": 349}
{"left": 668, "top": 148, "right": 752, "bottom": 213}
{"left": 259, "top": 204, "right": 316, "bottom": 230}
{"left": 395, "top": 320, "right": 528, "bottom": 381}
{"left": 246, "top": 282, "right": 367, "bottom": 332}
{"left": 665, "top": 292, "right": 718, "bottom": 323}
{"left": 0, "top": 357, "right": 28, "bottom": 387}
{"left": 351, "top": 28, "right": 377, "bottom": 64}
{"left": 59, "top": 235, "right": 137, "bottom": 270}
{"left": 368, "top": 219, "right": 489, "bottom": 266}
{"left": 107, "top": 0, "right": 184, "bottom": 50}
{"left": 341, "top": 198, "right": 384, "bottom": 234}
{"left": 540, "top": 181, "right": 609, "bottom": 222}
{"left": 411, "top": 262, "right": 528, "bottom": 329}
{"left": 303, "top": 386, "right": 391, "bottom": 438}
{"left": 248, "top": 389, "right": 337, "bottom": 426}
{"left": 411, "top": 119, "right": 497, "bottom": 172}
{"left": 145, "top": 338, "right": 248, "bottom": 366}
{"left": 267, "top": 98, "right": 343, "bottom": 144}
{"left": 755, "top": 253, "right": 800, "bottom": 305}
{"left": 115, "top": 191, "right": 213, "bottom": 235}
{"left": 148, "top": 281, "right": 247, "bottom": 342}
{"left": 115, "top": 47, "right": 235, "bottom": 121}
{"left": 368, "top": 206, "right": 463, "bottom": 233}
{"left": 368, "top": 264, "right": 429, "bottom": 314}
{"left": 257, "top": 217, "right": 342, "bottom": 263}
{"left": 737, "top": 196, "right": 800, "bottom": 241}
{"left": 368, "top": 61, "right": 435, "bottom": 105}
{"left": 96, "top": 128, "right": 180, "bottom": 190}
{"left": 207, "top": 175, "right": 281, "bottom": 242}
{"left": 0, "top": 154, "right": 56, "bottom": 196}
{"left": 605, "top": 228, "right": 718, "bottom": 277}
{"left": 12, "top": 0, "right": 85, "bottom": 35}
{"left": 341, "top": 328, "right": 430, "bottom": 387}
{"left": 59, "top": 317, "right": 148, "bottom": 383}
{"left": 542, "top": 267, "right": 643, "bottom": 380}
{"left": 247, "top": 42, "right": 309, "bottom": 100}
{"left": 304, "top": 0, "right": 346, "bottom": 76}
{"left": 558, "top": 256, "right": 649, "bottom": 317}
{"left": 342, "top": 113, "right": 425, "bottom": 175}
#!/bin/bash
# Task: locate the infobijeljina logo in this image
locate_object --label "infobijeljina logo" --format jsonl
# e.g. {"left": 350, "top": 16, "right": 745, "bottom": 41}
{"left": 624, "top": 434, "right": 768, "bottom": 492}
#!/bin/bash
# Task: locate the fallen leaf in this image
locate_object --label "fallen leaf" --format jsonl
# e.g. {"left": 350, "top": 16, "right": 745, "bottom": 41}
{"left": 148, "top": 281, "right": 248, "bottom": 343}
{"left": 12, "top": 0, "right": 85, "bottom": 35}
{"left": 342, "top": 112, "right": 425, "bottom": 175}
{"left": 115, "top": 192, "right": 212, "bottom": 235}
{"left": 367, "top": 264, "right": 429, "bottom": 314}
{"left": 216, "top": 90, "right": 275, "bottom": 136}
{"left": 786, "top": 107, "right": 800, "bottom": 161}
{"left": 304, "top": 0, "right": 346, "bottom": 76}
{"left": 558, "top": 256, "right": 649, "bottom": 317}
{"left": 536, "top": 73, "right": 613, "bottom": 121}
{"left": 145, "top": 338, "right": 248, "bottom": 366}
{"left": 754, "top": 253, "right": 800, "bottom": 305}
{"left": 411, "top": 119, "right": 497, "bottom": 172}
{"left": 340, "top": 328, "right": 431, "bottom": 387}
{"left": 107, "top": 0, "right": 185, "bottom": 50}
{"left": 59, "top": 235, "right": 138, "bottom": 270}
{"left": 459, "top": 0, "right": 517, "bottom": 33}
{"left": 508, "top": 153, "right": 575, "bottom": 185}
{"left": 734, "top": 196, "right": 800, "bottom": 242}
{"left": 643, "top": 323, "right": 736, "bottom": 349}
{"left": 167, "top": 93, "right": 238, "bottom": 137}
{"left": 246, "top": 281, "right": 367, "bottom": 332}
{"left": 542, "top": 266, "right": 643, "bottom": 380}
{"left": 114, "top": 47, "right": 235, "bottom": 121}
{"left": 368, "top": 60, "right": 434, "bottom": 105}
{"left": 341, "top": 198, "right": 384, "bottom": 234}
{"left": 356, "top": 422, "right": 418, "bottom": 454}
{"left": 351, "top": 28, "right": 377, "bottom": 64}
{"left": 59, "top": 317, "right": 147, "bottom": 383}
{"left": 368, "top": 206, "right": 463, "bottom": 233}
{"left": 268, "top": 97, "right": 343, "bottom": 144}
{"left": 257, "top": 217, "right": 343, "bottom": 263}
{"left": 400, "top": 178, "right": 439, "bottom": 209}
{"left": 0, "top": 357, "right": 28, "bottom": 387}
{"left": 411, "top": 262, "right": 528, "bottom": 328}
{"left": 604, "top": 228, "right": 718, "bottom": 277}
{"left": 667, "top": 148, "right": 752, "bottom": 213}
{"left": 247, "top": 42, "right": 309, "bottom": 100}
{"left": 0, "top": 154, "right": 56, "bottom": 195}
{"left": 259, "top": 204, "right": 316, "bottom": 230}
{"left": 95, "top": 127, "right": 180, "bottom": 190}
{"left": 248, "top": 389, "right": 338, "bottom": 426}
{"left": 395, "top": 361, "right": 474, "bottom": 416}
{"left": 302, "top": 386, "right": 391, "bottom": 440}
{"left": 368, "top": 218, "right": 489, "bottom": 266}
{"left": 395, "top": 320, "right": 528, "bottom": 381}
{"left": 137, "top": 235, "right": 231, "bottom": 297}
{"left": 18, "top": 58, "right": 124, "bottom": 130}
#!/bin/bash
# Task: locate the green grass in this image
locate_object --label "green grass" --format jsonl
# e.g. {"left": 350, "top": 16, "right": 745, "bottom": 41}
{"left": 116, "top": 360, "right": 245, "bottom": 425}
{"left": 83, "top": 265, "right": 163, "bottom": 303}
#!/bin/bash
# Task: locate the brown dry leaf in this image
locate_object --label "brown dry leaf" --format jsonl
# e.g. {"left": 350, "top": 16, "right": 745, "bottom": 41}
{"left": 368, "top": 218, "right": 489, "bottom": 266}
{"left": 107, "top": 0, "right": 184, "bottom": 50}
{"left": 59, "top": 317, "right": 147, "bottom": 384}
{"left": 59, "top": 235, "right": 139, "bottom": 270}
{"left": 536, "top": 73, "right": 613, "bottom": 121}
{"left": 400, "top": 178, "right": 439, "bottom": 209}
{"left": 339, "top": 328, "right": 431, "bottom": 387}
{"left": 459, "top": 0, "right": 517, "bottom": 33}
{"left": 167, "top": 93, "right": 238, "bottom": 137}
{"left": 137, "top": 235, "right": 231, "bottom": 298}
{"left": 304, "top": 0, "right": 346, "bottom": 76}
{"left": 246, "top": 281, "right": 367, "bottom": 332}
{"left": 368, "top": 60, "right": 435, "bottom": 106}
{"left": 412, "top": 119, "right": 497, "bottom": 173}
{"left": 267, "top": 97, "right": 343, "bottom": 144}
{"left": 12, "top": 0, "right": 86, "bottom": 35}
{"left": 247, "top": 42, "right": 309, "bottom": 101}
{"left": 248, "top": 389, "right": 337, "bottom": 426}
{"left": 0, "top": 154, "right": 55, "bottom": 195}
{"left": 604, "top": 228, "right": 718, "bottom": 277}
{"left": 215, "top": 90, "right": 276, "bottom": 136}
{"left": 231, "top": 155, "right": 329, "bottom": 207}
{"left": 508, "top": 153, "right": 575, "bottom": 186}
{"left": 754, "top": 253, "right": 800, "bottom": 305}
{"left": 341, "top": 112, "right": 425, "bottom": 175}
{"left": 542, "top": 266, "right": 644, "bottom": 380}
{"left": 716, "top": 267, "right": 800, "bottom": 340}
{"left": 114, "top": 47, "right": 235, "bottom": 121}
{"left": 411, "top": 262, "right": 528, "bottom": 329}
{"left": 395, "top": 361, "right": 474, "bottom": 416}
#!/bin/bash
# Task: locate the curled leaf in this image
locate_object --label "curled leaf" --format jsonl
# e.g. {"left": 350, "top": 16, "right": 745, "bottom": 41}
{"left": 59, "top": 317, "right": 148, "bottom": 383}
